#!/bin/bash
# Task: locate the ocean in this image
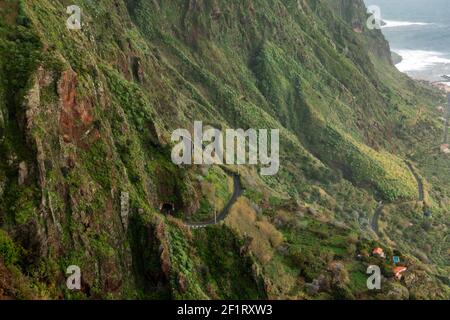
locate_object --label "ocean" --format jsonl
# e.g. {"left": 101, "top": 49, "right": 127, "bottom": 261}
{"left": 364, "top": 0, "right": 450, "bottom": 84}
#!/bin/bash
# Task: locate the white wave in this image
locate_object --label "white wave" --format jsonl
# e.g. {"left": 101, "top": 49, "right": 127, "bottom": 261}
{"left": 382, "top": 20, "right": 433, "bottom": 28}
{"left": 394, "top": 50, "right": 450, "bottom": 72}
{"left": 436, "top": 82, "right": 450, "bottom": 87}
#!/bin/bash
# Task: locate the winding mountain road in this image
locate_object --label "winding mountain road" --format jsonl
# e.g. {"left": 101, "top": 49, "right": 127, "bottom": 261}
{"left": 404, "top": 160, "right": 425, "bottom": 202}
{"left": 186, "top": 159, "right": 424, "bottom": 231}
{"left": 370, "top": 160, "right": 425, "bottom": 235}
{"left": 186, "top": 173, "right": 243, "bottom": 229}
{"left": 180, "top": 136, "right": 243, "bottom": 228}
{"left": 182, "top": 139, "right": 425, "bottom": 232}
{"left": 371, "top": 203, "right": 384, "bottom": 235}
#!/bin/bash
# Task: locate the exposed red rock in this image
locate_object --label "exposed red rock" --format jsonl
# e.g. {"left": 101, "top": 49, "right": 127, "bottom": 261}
{"left": 58, "top": 70, "right": 97, "bottom": 148}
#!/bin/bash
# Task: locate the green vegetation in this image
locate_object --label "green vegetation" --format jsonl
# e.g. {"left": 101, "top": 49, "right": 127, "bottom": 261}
{"left": 193, "top": 226, "right": 266, "bottom": 299}
{"left": 0, "top": 0, "right": 448, "bottom": 300}
{"left": 0, "top": 229, "right": 19, "bottom": 265}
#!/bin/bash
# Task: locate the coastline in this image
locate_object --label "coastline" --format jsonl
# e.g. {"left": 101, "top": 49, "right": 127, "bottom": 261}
{"left": 389, "top": 50, "right": 450, "bottom": 92}
{"left": 391, "top": 51, "right": 403, "bottom": 65}
{"left": 391, "top": 51, "right": 450, "bottom": 93}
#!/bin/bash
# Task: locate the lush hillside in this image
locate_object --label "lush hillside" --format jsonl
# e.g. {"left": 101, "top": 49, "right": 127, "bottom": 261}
{"left": 0, "top": 0, "right": 448, "bottom": 299}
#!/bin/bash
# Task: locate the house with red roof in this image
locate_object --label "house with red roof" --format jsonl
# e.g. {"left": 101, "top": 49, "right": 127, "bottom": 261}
{"left": 372, "top": 247, "right": 386, "bottom": 258}
{"left": 393, "top": 266, "right": 408, "bottom": 280}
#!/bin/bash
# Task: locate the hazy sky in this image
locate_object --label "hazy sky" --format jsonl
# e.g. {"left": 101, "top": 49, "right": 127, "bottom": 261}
{"left": 364, "top": 0, "right": 450, "bottom": 22}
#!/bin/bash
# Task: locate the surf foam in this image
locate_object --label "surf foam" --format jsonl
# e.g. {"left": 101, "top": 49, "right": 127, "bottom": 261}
{"left": 382, "top": 20, "right": 433, "bottom": 28}
{"left": 394, "top": 50, "right": 450, "bottom": 72}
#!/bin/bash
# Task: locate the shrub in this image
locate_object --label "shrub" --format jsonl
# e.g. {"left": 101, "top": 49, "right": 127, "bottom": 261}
{"left": 0, "top": 230, "right": 19, "bottom": 265}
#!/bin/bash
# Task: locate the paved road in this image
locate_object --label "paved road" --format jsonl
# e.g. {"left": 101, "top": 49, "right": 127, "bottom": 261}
{"left": 186, "top": 173, "right": 243, "bottom": 228}
{"left": 404, "top": 160, "right": 425, "bottom": 202}
{"left": 370, "top": 160, "right": 424, "bottom": 235}
{"left": 181, "top": 136, "right": 243, "bottom": 228}
{"left": 371, "top": 203, "right": 384, "bottom": 235}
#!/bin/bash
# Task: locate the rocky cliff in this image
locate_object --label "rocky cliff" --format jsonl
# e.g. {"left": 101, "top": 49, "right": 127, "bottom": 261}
{"left": 0, "top": 0, "right": 448, "bottom": 300}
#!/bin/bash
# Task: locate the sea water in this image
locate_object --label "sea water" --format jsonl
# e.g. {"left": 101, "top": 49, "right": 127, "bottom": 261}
{"left": 365, "top": 0, "right": 450, "bottom": 83}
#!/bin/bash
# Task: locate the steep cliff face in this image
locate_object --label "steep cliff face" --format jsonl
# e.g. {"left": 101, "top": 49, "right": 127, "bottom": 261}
{"left": 326, "top": 0, "right": 393, "bottom": 63}
{"left": 0, "top": 0, "right": 449, "bottom": 300}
